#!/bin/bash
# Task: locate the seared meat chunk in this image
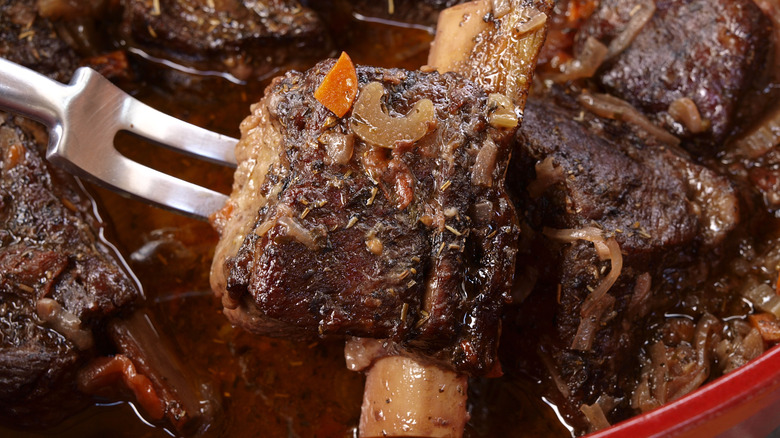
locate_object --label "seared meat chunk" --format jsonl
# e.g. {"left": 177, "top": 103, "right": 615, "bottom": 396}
{"left": 507, "top": 96, "right": 739, "bottom": 428}
{"left": 576, "top": 0, "right": 771, "bottom": 146}
{"left": 121, "top": 0, "right": 330, "bottom": 81}
{"left": 211, "top": 59, "right": 519, "bottom": 375}
{"left": 516, "top": 97, "right": 738, "bottom": 251}
{"left": 0, "top": 0, "right": 81, "bottom": 83}
{"left": 0, "top": 114, "right": 141, "bottom": 426}
{"left": 313, "top": 0, "right": 466, "bottom": 27}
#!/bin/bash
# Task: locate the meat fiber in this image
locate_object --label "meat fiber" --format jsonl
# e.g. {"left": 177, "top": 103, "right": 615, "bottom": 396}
{"left": 211, "top": 59, "right": 520, "bottom": 376}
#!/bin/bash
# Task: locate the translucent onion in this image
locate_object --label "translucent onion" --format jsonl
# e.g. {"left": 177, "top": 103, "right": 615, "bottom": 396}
{"left": 350, "top": 82, "right": 435, "bottom": 149}
{"left": 471, "top": 138, "right": 499, "bottom": 187}
{"left": 544, "top": 228, "right": 624, "bottom": 351}
{"left": 539, "top": 350, "right": 570, "bottom": 399}
{"left": 578, "top": 91, "right": 680, "bottom": 146}
{"left": 580, "top": 400, "right": 611, "bottom": 432}
{"left": 742, "top": 283, "right": 780, "bottom": 318}
{"left": 732, "top": 103, "right": 780, "bottom": 159}
{"left": 527, "top": 156, "right": 564, "bottom": 198}
{"left": 668, "top": 97, "right": 710, "bottom": 134}
{"left": 549, "top": 36, "right": 608, "bottom": 83}
{"left": 277, "top": 216, "right": 319, "bottom": 250}
{"left": 605, "top": 0, "right": 656, "bottom": 59}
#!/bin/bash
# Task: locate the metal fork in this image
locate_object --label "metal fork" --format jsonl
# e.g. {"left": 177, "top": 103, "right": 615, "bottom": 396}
{"left": 0, "top": 57, "right": 238, "bottom": 220}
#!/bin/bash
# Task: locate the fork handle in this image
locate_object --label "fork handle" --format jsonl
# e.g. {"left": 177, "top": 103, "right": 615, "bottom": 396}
{"left": 0, "top": 57, "right": 67, "bottom": 127}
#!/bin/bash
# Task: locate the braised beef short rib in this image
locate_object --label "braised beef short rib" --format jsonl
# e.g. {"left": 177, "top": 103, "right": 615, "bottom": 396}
{"left": 211, "top": 59, "right": 520, "bottom": 376}
{"left": 507, "top": 94, "right": 741, "bottom": 428}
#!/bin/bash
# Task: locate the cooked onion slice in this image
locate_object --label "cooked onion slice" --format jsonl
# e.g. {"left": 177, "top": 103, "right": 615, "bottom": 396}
{"left": 732, "top": 103, "right": 780, "bottom": 159}
{"left": 471, "top": 138, "right": 499, "bottom": 187}
{"left": 544, "top": 228, "right": 623, "bottom": 351}
{"left": 742, "top": 283, "right": 780, "bottom": 318}
{"left": 580, "top": 395, "right": 616, "bottom": 432}
{"left": 527, "top": 156, "right": 564, "bottom": 198}
{"left": 668, "top": 97, "right": 710, "bottom": 134}
{"left": 578, "top": 91, "right": 680, "bottom": 146}
{"left": 350, "top": 82, "right": 435, "bottom": 149}
{"left": 548, "top": 36, "right": 608, "bottom": 83}
{"left": 605, "top": 0, "right": 656, "bottom": 59}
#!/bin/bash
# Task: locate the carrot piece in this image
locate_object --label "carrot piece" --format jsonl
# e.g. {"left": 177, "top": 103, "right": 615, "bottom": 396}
{"left": 314, "top": 52, "right": 358, "bottom": 118}
{"left": 748, "top": 313, "right": 780, "bottom": 343}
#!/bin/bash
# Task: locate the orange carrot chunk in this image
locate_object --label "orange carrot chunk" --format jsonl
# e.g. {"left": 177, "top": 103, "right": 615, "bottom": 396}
{"left": 749, "top": 313, "right": 780, "bottom": 343}
{"left": 314, "top": 52, "right": 358, "bottom": 118}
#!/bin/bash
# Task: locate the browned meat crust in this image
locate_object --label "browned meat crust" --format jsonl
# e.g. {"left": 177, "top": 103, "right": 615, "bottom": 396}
{"left": 515, "top": 96, "right": 739, "bottom": 252}
{"left": 0, "top": 115, "right": 141, "bottom": 426}
{"left": 211, "top": 60, "right": 520, "bottom": 375}
{"left": 576, "top": 0, "right": 771, "bottom": 147}
{"left": 0, "top": 0, "right": 81, "bottom": 83}
{"left": 120, "top": 0, "right": 331, "bottom": 80}
{"left": 507, "top": 95, "right": 740, "bottom": 427}
{"left": 308, "top": 0, "right": 467, "bottom": 27}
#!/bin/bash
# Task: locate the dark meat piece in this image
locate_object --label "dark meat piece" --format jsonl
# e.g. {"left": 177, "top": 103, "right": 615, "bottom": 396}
{"left": 515, "top": 97, "right": 738, "bottom": 252}
{"left": 1, "top": 0, "right": 134, "bottom": 86}
{"left": 507, "top": 95, "right": 740, "bottom": 429}
{"left": 0, "top": 114, "right": 141, "bottom": 426}
{"left": 307, "top": 0, "right": 467, "bottom": 28}
{"left": 576, "top": 0, "right": 771, "bottom": 147}
{"left": 0, "top": 0, "right": 81, "bottom": 83}
{"left": 722, "top": 104, "right": 780, "bottom": 213}
{"left": 211, "top": 59, "right": 519, "bottom": 376}
{"left": 120, "top": 0, "right": 331, "bottom": 81}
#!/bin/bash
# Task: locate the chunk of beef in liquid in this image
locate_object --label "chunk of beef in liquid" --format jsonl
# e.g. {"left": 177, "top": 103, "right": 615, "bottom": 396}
{"left": 575, "top": 0, "right": 771, "bottom": 148}
{"left": 120, "top": 0, "right": 331, "bottom": 81}
{"left": 507, "top": 96, "right": 739, "bottom": 429}
{"left": 306, "top": 0, "right": 467, "bottom": 28}
{"left": 211, "top": 59, "right": 519, "bottom": 376}
{"left": 0, "top": 114, "right": 142, "bottom": 427}
{"left": 0, "top": 0, "right": 81, "bottom": 83}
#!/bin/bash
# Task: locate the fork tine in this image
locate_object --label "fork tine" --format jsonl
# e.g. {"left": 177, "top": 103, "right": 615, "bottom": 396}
{"left": 1, "top": 61, "right": 237, "bottom": 220}
{"left": 123, "top": 95, "right": 238, "bottom": 167}
{"left": 49, "top": 145, "right": 228, "bottom": 220}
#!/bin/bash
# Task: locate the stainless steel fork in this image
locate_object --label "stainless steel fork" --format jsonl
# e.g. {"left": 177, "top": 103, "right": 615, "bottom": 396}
{"left": 0, "top": 57, "right": 238, "bottom": 220}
